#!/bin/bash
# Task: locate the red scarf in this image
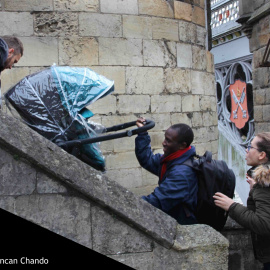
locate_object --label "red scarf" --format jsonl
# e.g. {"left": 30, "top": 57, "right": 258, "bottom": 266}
{"left": 160, "top": 146, "right": 191, "bottom": 182}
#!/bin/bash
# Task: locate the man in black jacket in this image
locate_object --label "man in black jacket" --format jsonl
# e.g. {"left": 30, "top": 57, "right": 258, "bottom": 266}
{"left": 0, "top": 36, "right": 24, "bottom": 108}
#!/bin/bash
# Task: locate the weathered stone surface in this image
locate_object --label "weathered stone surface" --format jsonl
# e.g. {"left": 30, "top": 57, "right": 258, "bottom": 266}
{"left": 138, "top": 0, "right": 174, "bottom": 18}
{"left": 182, "top": 95, "right": 200, "bottom": 112}
{"left": 59, "top": 37, "right": 98, "bottom": 65}
{"left": 123, "top": 15, "right": 152, "bottom": 39}
{"left": 177, "top": 43, "right": 192, "bottom": 68}
{"left": 126, "top": 67, "right": 164, "bottom": 94}
{"left": 0, "top": 12, "right": 33, "bottom": 36}
{"left": 152, "top": 18, "right": 179, "bottom": 41}
{"left": 99, "top": 38, "right": 143, "bottom": 66}
{"left": 90, "top": 66, "right": 126, "bottom": 94}
{"left": 37, "top": 172, "right": 68, "bottom": 194}
{"left": 5, "top": 0, "right": 53, "bottom": 11}
{"left": 151, "top": 95, "right": 182, "bottom": 113}
{"left": 117, "top": 95, "right": 150, "bottom": 114}
{"left": 92, "top": 206, "right": 153, "bottom": 254}
{"left": 17, "top": 37, "right": 58, "bottom": 66}
{"left": 179, "top": 20, "right": 196, "bottom": 43}
{"left": 100, "top": 0, "right": 138, "bottom": 14}
{"left": 88, "top": 94, "right": 117, "bottom": 114}
{"left": 143, "top": 40, "right": 177, "bottom": 67}
{"left": 165, "top": 68, "right": 191, "bottom": 94}
{"left": 54, "top": 0, "right": 98, "bottom": 11}
{"left": 174, "top": 1, "right": 192, "bottom": 21}
{"left": 79, "top": 13, "right": 122, "bottom": 38}
{"left": 0, "top": 148, "right": 36, "bottom": 195}
{"left": 34, "top": 12, "right": 79, "bottom": 36}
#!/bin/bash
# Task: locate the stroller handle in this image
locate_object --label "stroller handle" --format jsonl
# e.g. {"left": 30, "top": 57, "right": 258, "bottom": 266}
{"left": 58, "top": 119, "right": 155, "bottom": 149}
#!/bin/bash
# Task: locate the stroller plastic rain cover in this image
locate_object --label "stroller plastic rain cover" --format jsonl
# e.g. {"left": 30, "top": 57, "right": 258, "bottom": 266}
{"left": 4, "top": 65, "right": 114, "bottom": 171}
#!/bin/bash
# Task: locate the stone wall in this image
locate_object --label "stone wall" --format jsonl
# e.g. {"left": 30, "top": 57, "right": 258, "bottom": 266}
{"left": 238, "top": 0, "right": 270, "bottom": 133}
{"left": 0, "top": 112, "right": 229, "bottom": 269}
{"left": 0, "top": 0, "right": 218, "bottom": 196}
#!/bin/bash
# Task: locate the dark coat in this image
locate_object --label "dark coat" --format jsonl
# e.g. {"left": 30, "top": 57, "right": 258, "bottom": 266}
{"left": 229, "top": 182, "right": 270, "bottom": 263}
{"left": 135, "top": 132, "right": 198, "bottom": 225}
{"left": 0, "top": 37, "right": 8, "bottom": 73}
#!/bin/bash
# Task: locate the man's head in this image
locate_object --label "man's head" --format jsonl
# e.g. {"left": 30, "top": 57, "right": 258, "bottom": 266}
{"left": 1, "top": 36, "right": 23, "bottom": 71}
{"left": 162, "top": 123, "right": 194, "bottom": 157}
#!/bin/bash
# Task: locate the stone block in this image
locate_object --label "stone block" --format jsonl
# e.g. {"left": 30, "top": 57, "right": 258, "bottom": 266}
{"left": 5, "top": 0, "right": 53, "bottom": 11}
{"left": 190, "top": 71, "right": 205, "bottom": 95}
{"left": 34, "top": 12, "right": 78, "bottom": 37}
{"left": 152, "top": 18, "right": 179, "bottom": 41}
{"left": 100, "top": 115, "right": 136, "bottom": 128}
{"left": 14, "top": 195, "right": 92, "bottom": 248}
{"left": 59, "top": 37, "right": 98, "bottom": 66}
{"left": 206, "top": 51, "right": 215, "bottom": 73}
{"left": 87, "top": 94, "right": 117, "bottom": 115}
{"left": 105, "top": 151, "right": 139, "bottom": 169}
{"left": 200, "top": 96, "right": 217, "bottom": 112}
{"left": 138, "top": 0, "right": 174, "bottom": 18}
{"left": 0, "top": 12, "right": 33, "bottom": 36}
{"left": 117, "top": 95, "right": 150, "bottom": 114}
{"left": 165, "top": 68, "right": 191, "bottom": 94}
{"left": 177, "top": 43, "right": 192, "bottom": 68}
{"left": 140, "top": 113, "right": 171, "bottom": 131}
{"left": 171, "top": 113, "right": 192, "bottom": 126}
{"left": 0, "top": 149, "right": 36, "bottom": 195}
{"left": 141, "top": 169, "right": 158, "bottom": 186}
{"left": 126, "top": 67, "right": 164, "bottom": 94}
{"left": 123, "top": 15, "right": 152, "bottom": 39}
{"left": 192, "top": 46, "right": 207, "bottom": 70}
{"left": 79, "top": 13, "right": 122, "bottom": 38}
{"left": 203, "top": 112, "right": 218, "bottom": 126}
{"left": 109, "top": 251, "right": 154, "bottom": 269}
{"left": 105, "top": 168, "right": 143, "bottom": 189}
{"left": 151, "top": 95, "right": 182, "bottom": 113}
{"left": 54, "top": 0, "right": 98, "bottom": 11}
{"left": 99, "top": 38, "right": 143, "bottom": 66}
{"left": 196, "top": 25, "right": 206, "bottom": 47}
{"left": 16, "top": 37, "right": 58, "bottom": 67}
{"left": 192, "top": 5, "right": 205, "bottom": 27}
{"left": 263, "top": 104, "right": 270, "bottom": 121}
{"left": 143, "top": 40, "right": 177, "bottom": 67}
{"left": 100, "top": 0, "right": 138, "bottom": 14}
{"left": 149, "top": 132, "right": 164, "bottom": 149}
{"left": 113, "top": 135, "right": 136, "bottom": 152}
{"left": 190, "top": 112, "right": 203, "bottom": 127}
{"left": 254, "top": 89, "right": 266, "bottom": 105}
{"left": 191, "top": 71, "right": 215, "bottom": 95}
{"left": 193, "top": 126, "right": 218, "bottom": 143}
{"left": 91, "top": 66, "right": 126, "bottom": 94}
{"left": 182, "top": 95, "right": 200, "bottom": 112}
{"left": 92, "top": 206, "right": 153, "bottom": 254}
{"left": 37, "top": 172, "right": 68, "bottom": 194}
{"left": 179, "top": 20, "right": 196, "bottom": 43}
{"left": 174, "top": 1, "right": 192, "bottom": 21}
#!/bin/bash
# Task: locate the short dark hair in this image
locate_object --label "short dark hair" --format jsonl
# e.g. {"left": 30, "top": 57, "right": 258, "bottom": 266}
{"left": 2, "top": 36, "right": 24, "bottom": 56}
{"left": 256, "top": 132, "right": 270, "bottom": 159}
{"left": 170, "top": 123, "right": 194, "bottom": 147}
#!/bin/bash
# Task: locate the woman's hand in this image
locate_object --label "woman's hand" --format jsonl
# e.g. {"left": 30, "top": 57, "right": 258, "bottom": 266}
{"left": 136, "top": 117, "right": 146, "bottom": 128}
{"left": 246, "top": 175, "right": 256, "bottom": 190}
{"left": 213, "top": 192, "right": 234, "bottom": 211}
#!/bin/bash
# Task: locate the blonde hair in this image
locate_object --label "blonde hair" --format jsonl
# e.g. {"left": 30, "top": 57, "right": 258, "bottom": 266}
{"left": 253, "top": 164, "right": 270, "bottom": 187}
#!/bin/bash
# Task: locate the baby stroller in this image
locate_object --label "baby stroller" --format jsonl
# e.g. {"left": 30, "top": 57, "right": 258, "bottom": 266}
{"left": 4, "top": 66, "right": 155, "bottom": 171}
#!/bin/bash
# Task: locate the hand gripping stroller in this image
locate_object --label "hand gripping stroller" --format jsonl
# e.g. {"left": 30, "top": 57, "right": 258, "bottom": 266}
{"left": 4, "top": 66, "right": 155, "bottom": 171}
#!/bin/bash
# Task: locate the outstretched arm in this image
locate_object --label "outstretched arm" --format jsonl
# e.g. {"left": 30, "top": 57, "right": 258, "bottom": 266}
{"left": 213, "top": 192, "right": 234, "bottom": 211}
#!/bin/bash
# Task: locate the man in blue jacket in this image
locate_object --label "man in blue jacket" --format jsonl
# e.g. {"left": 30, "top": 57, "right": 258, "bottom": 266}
{"left": 135, "top": 117, "right": 198, "bottom": 225}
